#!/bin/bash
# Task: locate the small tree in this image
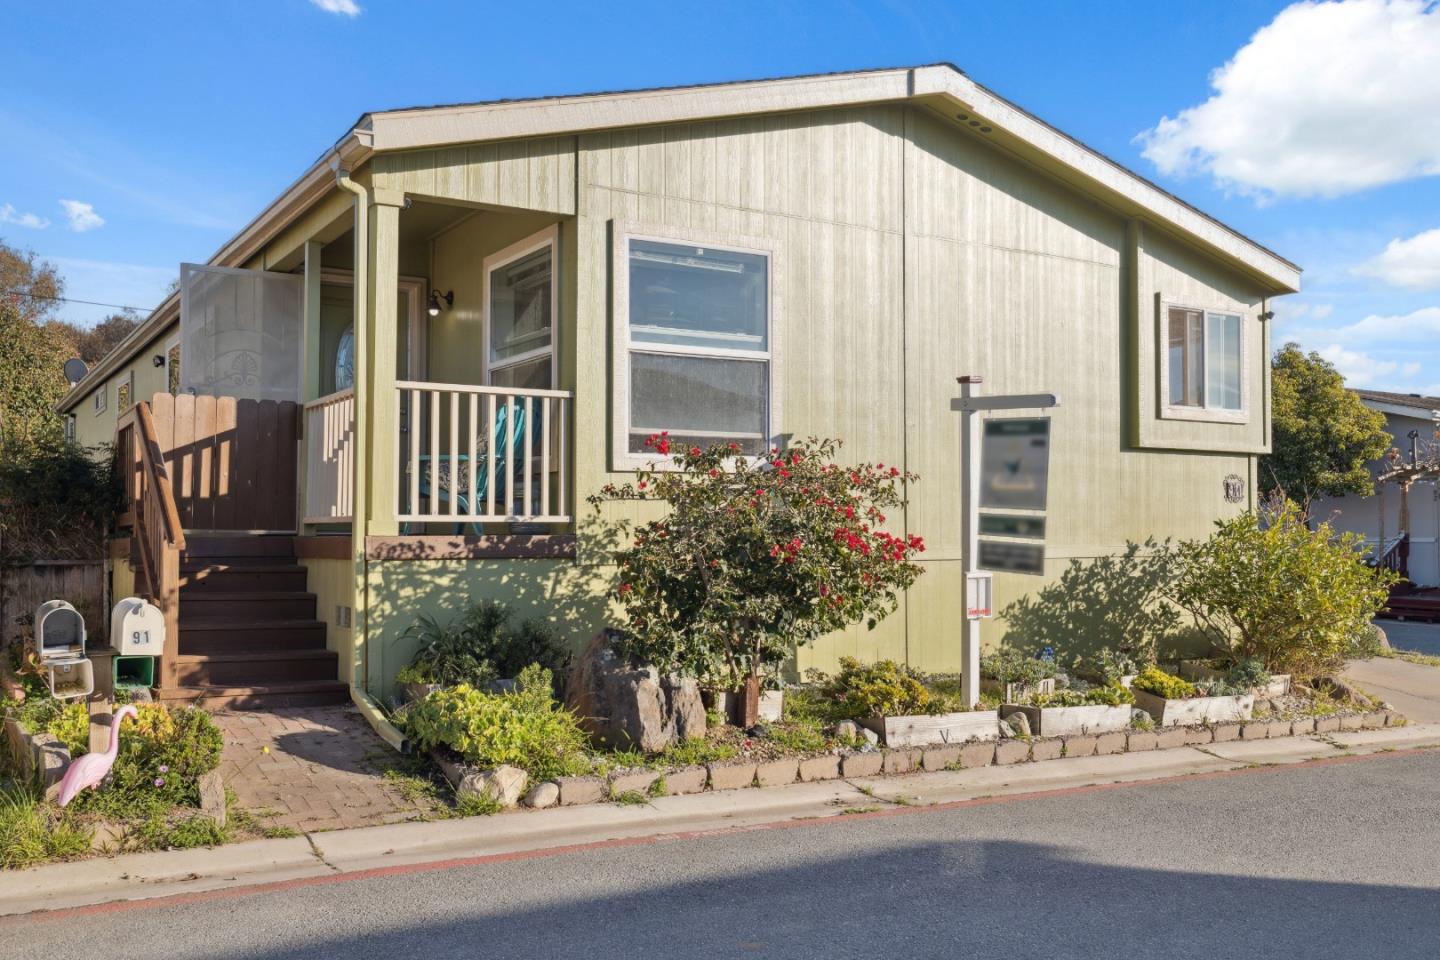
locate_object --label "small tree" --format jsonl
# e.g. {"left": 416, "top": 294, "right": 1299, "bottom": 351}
{"left": 589, "top": 436, "right": 925, "bottom": 724}
{"left": 1262, "top": 343, "right": 1391, "bottom": 507}
{"left": 1167, "top": 501, "right": 1397, "bottom": 678}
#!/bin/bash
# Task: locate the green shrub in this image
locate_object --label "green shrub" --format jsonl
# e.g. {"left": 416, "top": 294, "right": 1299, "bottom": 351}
{"left": 66, "top": 704, "right": 224, "bottom": 814}
{"left": 590, "top": 436, "right": 925, "bottom": 691}
{"left": 1346, "top": 622, "right": 1385, "bottom": 660}
{"left": 400, "top": 601, "right": 572, "bottom": 690}
{"left": 0, "top": 781, "right": 92, "bottom": 868}
{"left": 821, "top": 657, "right": 931, "bottom": 719}
{"left": 403, "top": 665, "right": 591, "bottom": 780}
{"left": 1168, "top": 502, "right": 1398, "bottom": 678}
{"left": 980, "top": 648, "right": 1058, "bottom": 687}
{"left": 1131, "top": 667, "right": 1198, "bottom": 700}
{"left": 1225, "top": 656, "right": 1272, "bottom": 690}
{"left": 1026, "top": 684, "right": 1134, "bottom": 708}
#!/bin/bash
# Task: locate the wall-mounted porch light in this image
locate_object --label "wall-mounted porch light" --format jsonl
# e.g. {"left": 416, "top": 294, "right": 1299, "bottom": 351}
{"left": 152, "top": 354, "right": 166, "bottom": 368}
{"left": 428, "top": 289, "right": 454, "bottom": 317}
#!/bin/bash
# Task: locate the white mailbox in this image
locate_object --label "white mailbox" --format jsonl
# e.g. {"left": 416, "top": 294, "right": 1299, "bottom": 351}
{"left": 111, "top": 598, "right": 165, "bottom": 656}
{"left": 34, "top": 600, "right": 85, "bottom": 664}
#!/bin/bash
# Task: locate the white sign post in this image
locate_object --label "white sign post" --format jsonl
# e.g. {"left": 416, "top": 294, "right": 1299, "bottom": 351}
{"left": 951, "top": 376, "right": 1059, "bottom": 708}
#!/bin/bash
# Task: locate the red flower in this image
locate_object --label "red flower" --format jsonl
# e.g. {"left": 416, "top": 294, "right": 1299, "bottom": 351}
{"left": 638, "top": 480, "right": 647, "bottom": 490}
{"left": 618, "top": 583, "right": 633, "bottom": 595}
{"left": 689, "top": 446, "right": 701, "bottom": 457}
{"left": 656, "top": 438, "right": 671, "bottom": 455}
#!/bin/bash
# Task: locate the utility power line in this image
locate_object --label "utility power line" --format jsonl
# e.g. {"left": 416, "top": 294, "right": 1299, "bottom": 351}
{"left": 1, "top": 288, "right": 154, "bottom": 313}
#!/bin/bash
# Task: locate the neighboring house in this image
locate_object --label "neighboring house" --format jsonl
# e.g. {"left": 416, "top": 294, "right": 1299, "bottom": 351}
{"left": 1311, "top": 390, "right": 1440, "bottom": 588}
{"left": 56, "top": 64, "right": 1299, "bottom": 708}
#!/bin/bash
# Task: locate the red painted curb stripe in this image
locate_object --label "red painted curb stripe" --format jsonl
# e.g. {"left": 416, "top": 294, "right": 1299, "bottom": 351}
{"left": 3, "top": 743, "right": 1435, "bottom": 927}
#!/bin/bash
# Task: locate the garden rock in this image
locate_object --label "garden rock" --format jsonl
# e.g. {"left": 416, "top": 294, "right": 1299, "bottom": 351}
{"left": 523, "top": 782, "right": 560, "bottom": 809}
{"left": 567, "top": 631, "right": 706, "bottom": 752}
{"left": 835, "top": 720, "right": 860, "bottom": 741}
{"left": 198, "top": 770, "right": 227, "bottom": 827}
{"left": 1130, "top": 708, "right": 1152, "bottom": 726}
{"left": 462, "top": 765, "right": 529, "bottom": 808}
{"left": 861, "top": 727, "right": 880, "bottom": 746}
{"left": 1003, "top": 712, "right": 1031, "bottom": 738}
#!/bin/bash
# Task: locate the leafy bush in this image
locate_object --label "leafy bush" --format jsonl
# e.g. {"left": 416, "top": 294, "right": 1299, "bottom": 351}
{"left": 0, "top": 435, "right": 119, "bottom": 562}
{"left": 1131, "top": 667, "right": 1198, "bottom": 700}
{"left": 400, "top": 601, "right": 571, "bottom": 689}
{"left": 1346, "top": 623, "right": 1385, "bottom": 660}
{"left": 590, "top": 436, "right": 925, "bottom": 690}
{"left": 1168, "top": 502, "right": 1398, "bottom": 678}
{"left": 1224, "top": 657, "right": 1272, "bottom": 691}
{"left": 821, "top": 657, "right": 931, "bottom": 719}
{"left": 403, "top": 665, "right": 591, "bottom": 781}
{"left": 980, "top": 648, "right": 1058, "bottom": 686}
{"left": 64, "top": 704, "right": 224, "bottom": 814}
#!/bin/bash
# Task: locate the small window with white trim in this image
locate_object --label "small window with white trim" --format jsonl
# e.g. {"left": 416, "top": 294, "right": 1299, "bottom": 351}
{"left": 64, "top": 415, "right": 75, "bottom": 444}
{"left": 1163, "top": 304, "right": 1245, "bottom": 418}
{"left": 614, "top": 225, "right": 778, "bottom": 464}
{"left": 484, "top": 226, "right": 557, "bottom": 390}
{"left": 93, "top": 385, "right": 107, "bottom": 414}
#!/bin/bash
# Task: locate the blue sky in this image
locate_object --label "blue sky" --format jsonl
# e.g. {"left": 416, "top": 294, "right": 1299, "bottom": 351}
{"left": 3, "top": 0, "right": 1438, "bottom": 394}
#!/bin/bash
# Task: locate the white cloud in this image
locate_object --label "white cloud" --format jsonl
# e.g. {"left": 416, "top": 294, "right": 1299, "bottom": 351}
{"left": 1309, "top": 303, "right": 1334, "bottom": 320}
{"left": 1403, "top": 362, "right": 1422, "bottom": 377}
{"left": 1355, "top": 228, "right": 1440, "bottom": 290}
{"left": 0, "top": 203, "right": 49, "bottom": 229}
{"left": 1290, "top": 305, "right": 1440, "bottom": 346}
{"left": 310, "top": 0, "right": 361, "bottom": 15}
{"left": 58, "top": 199, "right": 104, "bottom": 232}
{"left": 1137, "top": 0, "right": 1440, "bottom": 200}
{"left": 1317, "top": 345, "right": 1398, "bottom": 386}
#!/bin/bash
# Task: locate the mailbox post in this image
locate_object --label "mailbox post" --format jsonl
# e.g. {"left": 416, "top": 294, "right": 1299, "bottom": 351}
{"left": 951, "top": 376, "right": 1059, "bottom": 708}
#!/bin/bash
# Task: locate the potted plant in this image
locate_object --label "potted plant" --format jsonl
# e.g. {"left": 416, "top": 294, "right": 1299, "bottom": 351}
{"left": 999, "top": 682, "right": 1135, "bottom": 737}
{"left": 1130, "top": 666, "right": 1254, "bottom": 726}
{"left": 823, "top": 658, "right": 999, "bottom": 747}
{"left": 590, "top": 436, "right": 926, "bottom": 728}
{"left": 979, "top": 648, "right": 1057, "bottom": 703}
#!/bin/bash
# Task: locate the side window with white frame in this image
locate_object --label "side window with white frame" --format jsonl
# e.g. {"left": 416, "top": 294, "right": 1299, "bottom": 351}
{"left": 613, "top": 224, "right": 779, "bottom": 465}
{"left": 64, "top": 415, "right": 75, "bottom": 444}
{"left": 483, "top": 225, "right": 557, "bottom": 390}
{"left": 1162, "top": 303, "right": 1245, "bottom": 420}
{"left": 93, "top": 384, "right": 107, "bottom": 415}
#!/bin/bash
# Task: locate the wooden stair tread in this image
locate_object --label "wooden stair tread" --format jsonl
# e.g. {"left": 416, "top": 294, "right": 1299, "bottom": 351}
{"left": 179, "top": 590, "right": 316, "bottom": 601}
{"left": 180, "top": 618, "right": 326, "bottom": 631}
{"left": 174, "top": 649, "right": 337, "bottom": 663}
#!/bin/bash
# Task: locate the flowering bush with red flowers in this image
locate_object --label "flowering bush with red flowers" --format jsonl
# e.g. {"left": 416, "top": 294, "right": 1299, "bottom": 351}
{"left": 587, "top": 436, "right": 925, "bottom": 698}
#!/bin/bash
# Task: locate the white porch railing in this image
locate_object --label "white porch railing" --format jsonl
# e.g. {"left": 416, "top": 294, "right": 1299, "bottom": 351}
{"left": 303, "top": 388, "right": 355, "bottom": 524}
{"left": 395, "top": 380, "right": 571, "bottom": 525}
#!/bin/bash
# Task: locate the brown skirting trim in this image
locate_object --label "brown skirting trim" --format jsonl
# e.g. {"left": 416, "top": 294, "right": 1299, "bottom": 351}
{"left": 109, "top": 538, "right": 131, "bottom": 560}
{"left": 365, "top": 535, "right": 577, "bottom": 561}
{"left": 293, "top": 535, "right": 353, "bottom": 560}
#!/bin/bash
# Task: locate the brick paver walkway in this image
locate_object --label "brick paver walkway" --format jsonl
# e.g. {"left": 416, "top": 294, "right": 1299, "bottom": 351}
{"left": 214, "top": 707, "right": 434, "bottom": 833}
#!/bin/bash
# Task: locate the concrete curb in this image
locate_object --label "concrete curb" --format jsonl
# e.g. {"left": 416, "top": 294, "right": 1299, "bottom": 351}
{"left": 4, "top": 722, "right": 1436, "bottom": 918}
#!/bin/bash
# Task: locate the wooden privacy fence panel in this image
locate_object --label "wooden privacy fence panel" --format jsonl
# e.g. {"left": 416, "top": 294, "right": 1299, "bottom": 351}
{"left": 0, "top": 563, "right": 105, "bottom": 647}
{"left": 146, "top": 393, "right": 299, "bottom": 532}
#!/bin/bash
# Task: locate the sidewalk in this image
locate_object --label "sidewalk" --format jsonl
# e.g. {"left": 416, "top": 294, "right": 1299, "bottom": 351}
{"left": 1345, "top": 656, "right": 1440, "bottom": 723}
{"left": 4, "top": 722, "right": 1438, "bottom": 918}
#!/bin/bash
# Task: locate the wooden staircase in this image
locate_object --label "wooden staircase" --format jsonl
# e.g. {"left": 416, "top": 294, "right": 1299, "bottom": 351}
{"left": 159, "top": 537, "right": 349, "bottom": 709}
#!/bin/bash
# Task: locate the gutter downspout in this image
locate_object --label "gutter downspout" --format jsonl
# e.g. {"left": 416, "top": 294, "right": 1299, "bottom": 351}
{"left": 332, "top": 161, "right": 408, "bottom": 753}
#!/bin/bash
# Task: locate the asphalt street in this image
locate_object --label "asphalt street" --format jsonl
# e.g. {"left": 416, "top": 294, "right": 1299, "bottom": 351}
{"left": 3, "top": 749, "right": 1438, "bottom": 960}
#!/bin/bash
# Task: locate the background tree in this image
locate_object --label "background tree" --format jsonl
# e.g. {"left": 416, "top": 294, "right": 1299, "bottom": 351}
{"left": 51, "top": 310, "right": 140, "bottom": 364}
{"left": 1261, "top": 343, "right": 1391, "bottom": 507}
{"left": 0, "top": 298, "right": 74, "bottom": 450}
{"left": 0, "top": 238, "right": 63, "bottom": 325}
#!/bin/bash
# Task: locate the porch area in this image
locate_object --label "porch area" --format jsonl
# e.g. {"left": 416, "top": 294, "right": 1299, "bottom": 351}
{"left": 115, "top": 188, "right": 582, "bottom": 708}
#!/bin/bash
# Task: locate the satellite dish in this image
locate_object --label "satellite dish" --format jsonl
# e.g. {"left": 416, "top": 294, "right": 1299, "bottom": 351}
{"left": 63, "top": 358, "right": 88, "bottom": 385}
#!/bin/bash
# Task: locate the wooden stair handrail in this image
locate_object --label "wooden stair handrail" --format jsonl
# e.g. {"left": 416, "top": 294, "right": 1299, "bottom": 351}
{"left": 116, "top": 400, "right": 186, "bottom": 692}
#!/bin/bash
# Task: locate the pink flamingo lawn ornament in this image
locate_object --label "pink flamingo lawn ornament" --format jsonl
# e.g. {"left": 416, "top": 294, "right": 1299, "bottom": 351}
{"left": 56, "top": 704, "right": 138, "bottom": 808}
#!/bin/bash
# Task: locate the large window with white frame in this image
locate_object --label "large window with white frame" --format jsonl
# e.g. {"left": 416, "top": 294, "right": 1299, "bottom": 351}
{"left": 483, "top": 225, "right": 557, "bottom": 390}
{"left": 613, "top": 224, "right": 778, "bottom": 464}
{"left": 1162, "top": 303, "right": 1245, "bottom": 419}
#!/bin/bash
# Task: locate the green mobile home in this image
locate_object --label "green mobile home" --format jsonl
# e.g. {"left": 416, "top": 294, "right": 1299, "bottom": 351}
{"left": 57, "top": 64, "right": 1299, "bottom": 709}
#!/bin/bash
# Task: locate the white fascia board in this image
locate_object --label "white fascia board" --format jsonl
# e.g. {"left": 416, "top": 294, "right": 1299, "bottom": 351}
{"left": 1363, "top": 399, "right": 1440, "bottom": 422}
{"left": 366, "top": 70, "right": 916, "bottom": 152}
{"left": 908, "top": 66, "right": 1301, "bottom": 294}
